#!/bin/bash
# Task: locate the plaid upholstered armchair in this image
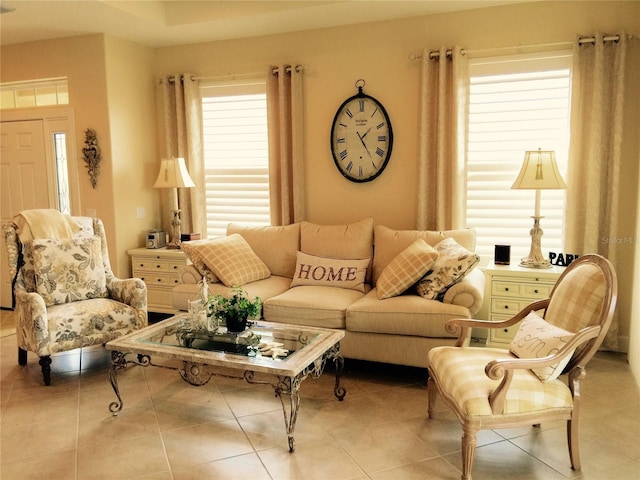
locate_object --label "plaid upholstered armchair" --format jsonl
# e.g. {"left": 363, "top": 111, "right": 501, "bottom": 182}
{"left": 426, "top": 254, "right": 617, "bottom": 480}
{"left": 3, "top": 211, "right": 147, "bottom": 385}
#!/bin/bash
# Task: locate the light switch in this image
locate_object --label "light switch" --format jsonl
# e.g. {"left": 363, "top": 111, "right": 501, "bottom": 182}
{"left": 137, "top": 207, "right": 145, "bottom": 219}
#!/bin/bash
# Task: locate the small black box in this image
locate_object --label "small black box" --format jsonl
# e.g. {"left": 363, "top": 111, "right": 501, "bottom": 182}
{"left": 494, "top": 245, "right": 511, "bottom": 265}
{"left": 181, "top": 233, "right": 201, "bottom": 241}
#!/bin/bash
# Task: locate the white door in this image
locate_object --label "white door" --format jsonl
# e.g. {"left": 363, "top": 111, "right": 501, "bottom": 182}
{"left": 0, "top": 120, "right": 53, "bottom": 308}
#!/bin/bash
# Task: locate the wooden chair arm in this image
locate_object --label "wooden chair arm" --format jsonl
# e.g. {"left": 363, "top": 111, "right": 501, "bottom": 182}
{"left": 446, "top": 298, "right": 551, "bottom": 347}
{"left": 483, "top": 325, "right": 601, "bottom": 413}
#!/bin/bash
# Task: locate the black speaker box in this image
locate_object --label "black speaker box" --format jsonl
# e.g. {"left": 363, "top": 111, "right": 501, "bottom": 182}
{"left": 494, "top": 245, "right": 511, "bottom": 265}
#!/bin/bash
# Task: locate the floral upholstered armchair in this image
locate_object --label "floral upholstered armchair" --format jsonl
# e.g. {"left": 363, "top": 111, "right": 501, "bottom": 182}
{"left": 3, "top": 211, "right": 147, "bottom": 385}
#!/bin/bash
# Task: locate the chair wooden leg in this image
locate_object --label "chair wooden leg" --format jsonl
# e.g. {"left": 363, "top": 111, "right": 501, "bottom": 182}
{"left": 427, "top": 376, "right": 437, "bottom": 418}
{"left": 39, "top": 356, "right": 52, "bottom": 386}
{"left": 461, "top": 423, "right": 478, "bottom": 480}
{"left": 567, "top": 417, "right": 581, "bottom": 471}
{"left": 18, "top": 347, "right": 27, "bottom": 365}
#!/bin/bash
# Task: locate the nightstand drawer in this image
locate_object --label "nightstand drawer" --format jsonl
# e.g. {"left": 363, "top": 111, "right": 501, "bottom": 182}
{"left": 491, "top": 281, "right": 524, "bottom": 297}
{"left": 136, "top": 272, "right": 181, "bottom": 288}
{"left": 490, "top": 323, "right": 522, "bottom": 343}
{"left": 491, "top": 298, "right": 527, "bottom": 315}
{"left": 522, "top": 284, "right": 553, "bottom": 297}
{"left": 133, "top": 258, "right": 176, "bottom": 273}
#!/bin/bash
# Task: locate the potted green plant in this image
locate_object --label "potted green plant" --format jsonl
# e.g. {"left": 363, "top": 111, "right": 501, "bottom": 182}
{"left": 209, "top": 287, "right": 261, "bottom": 333}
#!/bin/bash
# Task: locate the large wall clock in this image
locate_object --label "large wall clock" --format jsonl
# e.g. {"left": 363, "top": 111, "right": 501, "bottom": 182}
{"left": 330, "top": 79, "right": 393, "bottom": 183}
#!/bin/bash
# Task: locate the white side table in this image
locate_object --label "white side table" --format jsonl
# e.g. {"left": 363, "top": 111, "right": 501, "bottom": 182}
{"left": 128, "top": 247, "right": 189, "bottom": 314}
{"left": 483, "top": 261, "right": 565, "bottom": 348}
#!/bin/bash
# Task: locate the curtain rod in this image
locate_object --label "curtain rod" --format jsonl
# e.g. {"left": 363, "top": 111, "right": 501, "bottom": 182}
{"left": 163, "top": 65, "right": 304, "bottom": 84}
{"left": 412, "top": 33, "right": 635, "bottom": 60}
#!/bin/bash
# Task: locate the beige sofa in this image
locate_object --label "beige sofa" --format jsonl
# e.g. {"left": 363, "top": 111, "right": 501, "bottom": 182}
{"left": 172, "top": 218, "right": 484, "bottom": 368}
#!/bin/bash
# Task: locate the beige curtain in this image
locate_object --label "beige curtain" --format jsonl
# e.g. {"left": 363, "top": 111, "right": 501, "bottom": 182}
{"left": 417, "top": 46, "right": 468, "bottom": 230}
{"left": 159, "top": 74, "right": 205, "bottom": 235}
{"left": 565, "top": 33, "right": 627, "bottom": 350}
{"left": 266, "top": 64, "right": 305, "bottom": 226}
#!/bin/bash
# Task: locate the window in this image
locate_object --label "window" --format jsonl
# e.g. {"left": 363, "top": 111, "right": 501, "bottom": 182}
{"left": 466, "top": 52, "right": 572, "bottom": 262}
{"left": 0, "top": 78, "right": 69, "bottom": 109}
{"left": 200, "top": 80, "right": 270, "bottom": 239}
{"left": 53, "top": 133, "right": 71, "bottom": 214}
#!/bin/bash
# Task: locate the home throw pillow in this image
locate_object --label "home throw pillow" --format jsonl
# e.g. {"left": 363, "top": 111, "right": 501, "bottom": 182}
{"left": 32, "top": 235, "right": 108, "bottom": 306}
{"left": 193, "top": 234, "right": 271, "bottom": 287}
{"left": 415, "top": 237, "right": 480, "bottom": 300}
{"left": 290, "top": 252, "right": 370, "bottom": 292}
{"left": 376, "top": 238, "right": 438, "bottom": 299}
{"left": 509, "top": 311, "right": 576, "bottom": 382}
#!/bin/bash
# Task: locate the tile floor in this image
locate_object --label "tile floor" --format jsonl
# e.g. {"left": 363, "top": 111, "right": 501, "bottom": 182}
{"left": 1, "top": 309, "right": 639, "bottom": 480}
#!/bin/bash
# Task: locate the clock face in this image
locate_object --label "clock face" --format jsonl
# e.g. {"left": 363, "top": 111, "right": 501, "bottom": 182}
{"left": 330, "top": 92, "right": 393, "bottom": 182}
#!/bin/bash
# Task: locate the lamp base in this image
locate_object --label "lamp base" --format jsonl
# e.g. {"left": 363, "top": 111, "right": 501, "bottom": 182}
{"left": 520, "top": 216, "right": 552, "bottom": 269}
{"left": 167, "top": 209, "right": 182, "bottom": 249}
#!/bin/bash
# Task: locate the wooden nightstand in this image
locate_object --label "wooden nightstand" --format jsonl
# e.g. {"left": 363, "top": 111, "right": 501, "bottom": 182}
{"left": 483, "top": 261, "right": 565, "bottom": 348}
{"left": 128, "top": 247, "right": 189, "bottom": 314}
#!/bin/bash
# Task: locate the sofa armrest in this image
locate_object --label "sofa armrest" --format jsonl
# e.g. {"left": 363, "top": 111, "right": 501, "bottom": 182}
{"left": 442, "top": 268, "right": 485, "bottom": 315}
{"left": 180, "top": 264, "right": 204, "bottom": 284}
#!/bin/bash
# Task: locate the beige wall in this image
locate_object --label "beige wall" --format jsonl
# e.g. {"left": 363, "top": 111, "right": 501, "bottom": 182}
{"left": 103, "top": 35, "right": 159, "bottom": 276}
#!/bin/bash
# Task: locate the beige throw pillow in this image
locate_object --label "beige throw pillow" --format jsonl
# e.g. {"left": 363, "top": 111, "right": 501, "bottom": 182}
{"left": 191, "top": 234, "right": 270, "bottom": 287}
{"left": 509, "top": 311, "right": 576, "bottom": 382}
{"left": 415, "top": 238, "right": 479, "bottom": 300}
{"left": 376, "top": 238, "right": 438, "bottom": 299}
{"left": 181, "top": 240, "right": 221, "bottom": 284}
{"left": 290, "top": 252, "right": 369, "bottom": 292}
{"left": 32, "top": 235, "right": 108, "bottom": 306}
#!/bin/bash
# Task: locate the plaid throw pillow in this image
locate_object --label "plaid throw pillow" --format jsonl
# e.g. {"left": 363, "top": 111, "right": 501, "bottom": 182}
{"left": 195, "top": 234, "right": 270, "bottom": 287}
{"left": 376, "top": 238, "right": 438, "bottom": 299}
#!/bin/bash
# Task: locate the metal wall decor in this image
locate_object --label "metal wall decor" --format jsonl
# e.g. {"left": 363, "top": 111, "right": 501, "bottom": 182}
{"left": 82, "top": 128, "right": 102, "bottom": 188}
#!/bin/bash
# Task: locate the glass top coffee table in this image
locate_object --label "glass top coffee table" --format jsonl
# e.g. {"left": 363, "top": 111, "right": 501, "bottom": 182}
{"left": 105, "top": 314, "right": 346, "bottom": 452}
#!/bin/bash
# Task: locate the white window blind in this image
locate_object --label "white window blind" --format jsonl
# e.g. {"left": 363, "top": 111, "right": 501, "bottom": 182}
{"left": 466, "top": 52, "right": 572, "bottom": 263}
{"left": 200, "top": 81, "right": 270, "bottom": 239}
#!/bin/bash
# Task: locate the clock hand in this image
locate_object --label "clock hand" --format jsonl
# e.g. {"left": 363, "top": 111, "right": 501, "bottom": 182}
{"left": 357, "top": 131, "right": 371, "bottom": 156}
{"left": 361, "top": 127, "right": 372, "bottom": 139}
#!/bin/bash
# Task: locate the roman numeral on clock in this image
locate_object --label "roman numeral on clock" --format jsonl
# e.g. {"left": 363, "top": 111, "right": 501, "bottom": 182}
{"left": 376, "top": 147, "right": 384, "bottom": 157}
{"left": 378, "top": 135, "right": 386, "bottom": 142}
{"left": 345, "top": 109, "right": 353, "bottom": 118}
{"left": 339, "top": 150, "right": 348, "bottom": 160}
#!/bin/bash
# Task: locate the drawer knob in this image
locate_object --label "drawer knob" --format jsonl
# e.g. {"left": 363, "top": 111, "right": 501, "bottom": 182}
{"left": 504, "top": 328, "right": 509, "bottom": 333}
{"left": 504, "top": 287, "right": 509, "bottom": 292}
{"left": 157, "top": 278, "right": 162, "bottom": 282}
{"left": 504, "top": 305, "right": 509, "bottom": 309}
{"left": 156, "top": 265, "right": 161, "bottom": 268}
{"left": 534, "top": 289, "right": 539, "bottom": 294}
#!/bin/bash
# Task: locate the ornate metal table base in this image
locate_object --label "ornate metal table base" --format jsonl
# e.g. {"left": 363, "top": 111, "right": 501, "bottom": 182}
{"left": 108, "top": 345, "right": 345, "bottom": 452}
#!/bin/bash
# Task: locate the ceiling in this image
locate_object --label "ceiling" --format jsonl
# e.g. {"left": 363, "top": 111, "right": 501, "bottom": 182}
{"left": 0, "top": 0, "right": 532, "bottom": 48}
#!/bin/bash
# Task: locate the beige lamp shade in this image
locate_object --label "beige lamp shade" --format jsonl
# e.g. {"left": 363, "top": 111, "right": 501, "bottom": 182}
{"left": 511, "top": 149, "right": 567, "bottom": 190}
{"left": 153, "top": 157, "right": 195, "bottom": 189}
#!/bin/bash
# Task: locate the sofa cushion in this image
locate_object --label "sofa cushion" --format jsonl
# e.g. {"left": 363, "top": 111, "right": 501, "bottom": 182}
{"left": 227, "top": 223, "right": 300, "bottom": 278}
{"left": 376, "top": 238, "right": 438, "bottom": 299}
{"left": 415, "top": 238, "right": 480, "bottom": 300}
{"left": 32, "top": 235, "right": 108, "bottom": 306}
{"left": 510, "top": 311, "right": 575, "bottom": 382}
{"left": 263, "top": 286, "right": 365, "bottom": 329}
{"left": 290, "top": 252, "right": 369, "bottom": 292}
{"left": 372, "top": 225, "right": 476, "bottom": 285}
{"left": 172, "top": 276, "right": 291, "bottom": 312}
{"left": 300, "top": 217, "right": 374, "bottom": 283}
{"left": 187, "top": 234, "right": 271, "bottom": 287}
{"left": 346, "top": 290, "right": 468, "bottom": 337}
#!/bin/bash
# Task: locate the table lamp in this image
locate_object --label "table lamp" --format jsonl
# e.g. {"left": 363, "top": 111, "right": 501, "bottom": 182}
{"left": 154, "top": 157, "right": 195, "bottom": 249}
{"left": 511, "top": 148, "right": 567, "bottom": 269}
